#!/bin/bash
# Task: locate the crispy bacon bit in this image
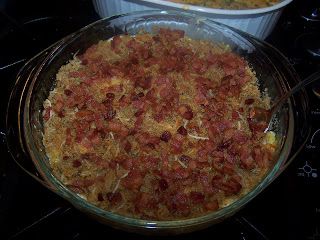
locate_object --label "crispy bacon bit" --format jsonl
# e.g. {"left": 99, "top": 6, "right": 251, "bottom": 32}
{"left": 134, "top": 110, "right": 144, "bottom": 117}
{"left": 248, "top": 119, "right": 268, "bottom": 133}
{"left": 209, "top": 120, "right": 232, "bottom": 135}
{"left": 44, "top": 28, "right": 276, "bottom": 221}
{"left": 131, "top": 94, "right": 139, "bottom": 102}
{"left": 159, "top": 178, "right": 169, "bottom": 191}
{"left": 190, "top": 191, "right": 205, "bottom": 204}
{"left": 70, "top": 178, "right": 94, "bottom": 188}
{"left": 72, "top": 160, "right": 82, "bottom": 168}
{"left": 124, "top": 141, "right": 132, "bottom": 153}
{"left": 43, "top": 107, "right": 51, "bottom": 121}
{"left": 145, "top": 88, "right": 155, "bottom": 101}
{"left": 232, "top": 111, "right": 239, "bottom": 120}
{"left": 217, "top": 139, "right": 232, "bottom": 151}
{"left": 122, "top": 170, "right": 144, "bottom": 190}
{"left": 178, "top": 104, "right": 193, "bottom": 120}
{"left": 159, "top": 55, "right": 183, "bottom": 73}
{"left": 192, "top": 58, "right": 208, "bottom": 74}
{"left": 120, "top": 158, "right": 132, "bottom": 170}
{"left": 170, "top": 138, "right": 183, "bottom": 154}
{"left": 212, "top": 174, "right": 242, "bottom": 195}
{"left": 179, "top": 155, "right": 191, "bottom": 163}
{"left": 222, "top": 178, "right": 242, "bottom": 195}
{"left": 218, "top": 52, "right": 246, "bottom": 77}
{"left": 245, "top": 98, "right": 255, "bottom": 105}
{"left": 75, "top": 109, "right": 94, "bottom": 119}
{"left": 97, "top": 193, "right": 104, "bottom": 201}
{"left": 88, "top": 130, "right": 101, "bottom": 145}
{"left": 231, "top": 130, "right": 248, "bottom": 143}
{"left": 131, "top": 92, "right": 145, "bottom": 101}
{"left": 253, "top": 147, "right": 270, "bottom": 168}
{"left": 108, "top": 121, "right": 129, "bottom": 137}
{"left": 142, "top": 156, "right": 160, "bottom": 170}
{"left": 146, "top": 143, "right": 155, "bottom": 149}
{"left": 57, "top": 111, "right": 65, "bottom": 118}
{"left": 53, "top": 100, "right": 64, "bottom": 114}
{"left": 160, "top": 131, "right": 172, "bottom": 142}
{"left": 136, "top": 132, "right": 160, "bottom": 147}
{"left": 81, "top": 59, "right": 88, "bottom": 65}
{"left": 111, "top": 35, "right": 122, "bottom": 51}
{"left": 135, "top": 192, "right": 157, "bottom": 213}
{"left": 80, "top": 43, "right": 98, "bottom": 64}
{"left": 159, "top": 28, "right": 185, "bottom": 42}
{"left": 135, "top": 76, "right": 152, "bottom": 90}
{"left": 64, "top": 89, "right": 72, "bottom": 96}
{"left": 205, "top": 200, "right": 219, "bottom": 211}
{"left": 222, "top": 163, "right": 236, "bottom": 175}
{"left": 177, "top": 126, "right": 188, "bottom": 136}
{"left": 118, "top": 94, "right": 131, "bottom": 107}
{"left": 189, "top": 160, "right": 197, "bottom": 170}
{"left": 166, "top": 192, "right": 190, "bottom": 216}
{"left": 103, "top": 98, "right": 113, "bottom": 106}
{"left": 137, "top": 92, "right": 144, "bottom": 98}
{"left": 104, "top": 108, "right": 116, "bottom": 120}
{"left": 106, "top": 92, "right": 115, "bottom": 100}
{"left": 106, "top": 192, "right": 122, "bottom": 205}
{"left": 239, "top": 145, "right": 254, "bottom": 169}
{"left": 241, "top": 156, "right": 255, "bottom": 170}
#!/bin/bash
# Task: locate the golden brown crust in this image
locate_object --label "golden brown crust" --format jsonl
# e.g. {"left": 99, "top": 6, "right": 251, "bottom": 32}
{"left": 43, "top": 29, "right": 276, "bottom": 220}
{"left": 170, "top": 0, "right": 279, "bottom": 10}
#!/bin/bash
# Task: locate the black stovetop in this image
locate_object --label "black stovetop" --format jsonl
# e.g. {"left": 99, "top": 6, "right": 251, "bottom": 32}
{"left": 1, "top": 1, "right": 320, "bottom": 239}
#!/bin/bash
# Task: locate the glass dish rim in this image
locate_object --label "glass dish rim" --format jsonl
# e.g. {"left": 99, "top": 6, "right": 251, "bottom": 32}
{"left": 21, "top": 10, "right": 296, "bottom": 228}
{"left": 140, "top": 0, "right": 293, "bottom": 15}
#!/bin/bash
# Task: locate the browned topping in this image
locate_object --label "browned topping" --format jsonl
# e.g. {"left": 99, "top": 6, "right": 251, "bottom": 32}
{"left": 43, "top": 28, "right": 275, "bottom": 221}
{"left": 124, "top": 141, "right": 132, "bottom": 153}
{"left": 177, "top": 126, "right": 188, "bottom": 136}
{"left": 217, "top": 139, "right": 232, "bottom": 151}
{"left": 245, "top": 98, "right": 255, "bottom": 105}
{"left": 97, "top": 193, "right": 104, "bottom": 201}
{"left": 106, "top": 192, "right": 123, "bottom": 205}
{"left": 205, "top": 200, "right": 219, "bottom": 211}
{"left": 106, "top": 92, "right": 115, "bottom": 100}
{"left": 159, "top": 179, "right": 169, "bottom": 191}
{"left": 64, "top": 89, "right": 72, "bottom": 96}
{"left": 169, "top": 0, "right": 280, "bottom": 10}
{"left": 178, "top": 104, "right": 194, "bottom": 120}
{"left": 104, "top": 108, "right": 116, "bottom": 120}
{"left": 137, "top": 92, "right": 145, "bottom": 98}
{"left": 179, "top": 155, "right": 191, "bottom": 163}
{"left": 160, "top": 131, "right": 172, "bottom": 142}
{"left": 72, "top": 160, "right": 82, "bottom": 168}
{"left": 190, "top": 191, "right": 205, "bottom": 204}
{"left": 134, "top": 110, "right": 144, "bottom": 117}
{"left": 43, "top": 107, "right": 51, "bottom": 122}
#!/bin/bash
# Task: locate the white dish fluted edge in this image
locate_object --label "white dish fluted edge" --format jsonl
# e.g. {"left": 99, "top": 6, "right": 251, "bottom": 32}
{"left": 92, "top": 0, "right": 293, "bottom": 39}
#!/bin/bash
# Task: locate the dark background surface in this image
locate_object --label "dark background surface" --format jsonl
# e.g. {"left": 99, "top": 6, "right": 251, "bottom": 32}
{"left": 1, "top": 0, "right": 320, "bottom": 239}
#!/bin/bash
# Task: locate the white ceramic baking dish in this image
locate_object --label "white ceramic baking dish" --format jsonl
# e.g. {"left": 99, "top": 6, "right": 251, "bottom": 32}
{"left": 92, "top": 0, "right": 293, "bottom": 39}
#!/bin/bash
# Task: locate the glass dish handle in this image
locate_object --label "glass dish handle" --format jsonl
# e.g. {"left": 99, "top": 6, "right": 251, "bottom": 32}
{"left": 279, "top": 76, "right": 313, "bottom": 172}
{"left": 281, "top": 131, "right": 310, "bottom": 172}
{"left": 6, "top": 52, "right": 56, "bottom": 192}
{"left": 10, "top": 144, "right": 54, "bottom": 191}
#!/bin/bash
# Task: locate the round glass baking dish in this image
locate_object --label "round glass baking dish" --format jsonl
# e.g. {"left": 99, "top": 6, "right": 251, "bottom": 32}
{"left": 6, "top": 10, "right": 310, "bottom": 234}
